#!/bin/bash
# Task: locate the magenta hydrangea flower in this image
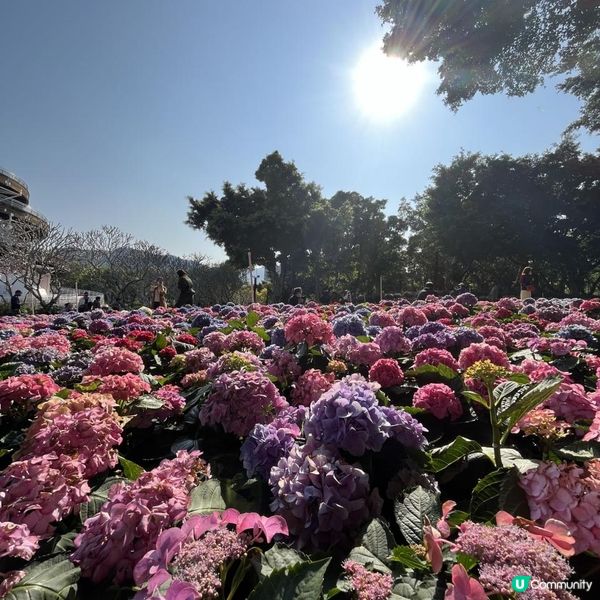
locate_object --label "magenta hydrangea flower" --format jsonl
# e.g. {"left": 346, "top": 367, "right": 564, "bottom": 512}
{"left": 266, "top": 348, "right": 302, "bottom": 385}
{"left": 183, "top": 347, "right": 216, "bottom": 372}
{"left": 305, "top": 374, "right": 426, "bottom": 455}
{"left": 369, "top": 311, "right": 396, "bottom": 328}
{"left": 223, "top": 330, "right": 265, "bottom": 354}
{"left": 342, "top": 560, "right": 393, "bottom": 600}
{"left": 291, "top": 368, "right": 335, "bottom": 406}
{"left": 87, "top": 346, "right": 144, "bottom": 376}
{"left": 284, "top": 312, "right": 333, "bottom": 346}
{"left": 18, "top": 393, "right": 122, "bottom": 478}
{"left": 348, "top": 342, "right": 383, "bottom": 367}
{"left": 133, "top": 510, "right": 288, "bottom": 600}
{"left": 130, "top": 385, "right": 187, "bottom": 428}
{"left": 0, "top": 373, "right": 60, "bottom": 413}
{"left": 0, "top": 522, "right": 39, "bottom": 560}
{"left": 396, "top": 306, "right": 428, "bottom": 328}
{"left": 413, "top": 383, "right": 463, "bottom": 420}
{"left": 519, "top": 460, "right": 600, "bottom": 555}
{"left": 414, "top": 348, "right": 459, "bottom": 371}
{"left": 368, "top": 358, "right": 405, "bottom": 388}
{"left": 202, "top": 331, "right": 227, "bottom": 355}
{"left": 200, "top": 370, "right": 288, "bottom": 437}
{"left": 0, "top": 453, "right": 90, "bottom": 538}
{"left": 375, "top": 326, "right": 412, "bottom": 355}
{"left": 542, "top": 382, "right": 596, "bottom": 422}
{"left": 72, "top": 451, "right": 209, "bottom": 584}
{"left": 458, "top": 342, "right": 510, "bottom": 370}
{"left": 0, "top": 570, "right": 26, "bottom": 597}
{"left": 269, "top": 444, "right": 378, "bottom": 549}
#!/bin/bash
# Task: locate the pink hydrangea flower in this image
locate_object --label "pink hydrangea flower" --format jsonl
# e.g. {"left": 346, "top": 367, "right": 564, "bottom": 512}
{"left": 183, "top": 347, "right": 216, "bottom": 372}
{"left": 342, "top": 560, "right": 393, "bottom": 600}
{"left": 347, "top": 342, "right": 383, "bottom": 367}
{"left": 82, "top": 373, "right": 152, "bottom": 402}
{"left": 0, "top": 522, "right": 39, "bottom": 560}
{"left": 375, "top": 326, "right": 412, "bottom": 355}
{"left": 519, "top": 460, "right": 600, "bottom": 555}
{"left": 543, "top": 382, "right": 596, "bottom": 423}
{"left": 0, "top": 374, "right": 60, "bottom": 413}
{"left": 368, "top": 358, "right": 405, "bottom": 388}
{"left": 266, "top": 348, "right": 302, "bottom": 385}
{"left": 18, "top": 393, "right": 122, "bottom": 478}
{"left": 72, "top": 451, "right": 209, "bottom": 584}
{"left": 414, "top": 348, "right": 459, "bottom": 371}
{"left": 284, "top": 312, "right": 333, "bottom": 346}
{"left": 0, "top": 453, "right": 90, "bottom": 537}
{"left": 584, "top": 411, "right": 600, "bottom": 442}
{"left": 413, "top": 383, "right": 463, "bottom": 420}
{"left": 396, "top": 306, "right": 428, "bottom": 328}
{"left": 291, "top": 369, "right": 335, "bottom": 406}
{"left": 369, "top": 311, "right": 396, "bottom": 327}
{"left": 87, "top": 346, "right": 144, "bottom": 376}
{"left": 202, "top": 331, "right": 227, "bottom": 355}
{"left": 458, "top": 342, "right": 510, "bottom": 370}
{"left": 223, "top": 330, "right": 265, "bottom": 354}
{"left": 200, "top": 370, "right": 288, "bottom": 437}
{"left": 130, "top": 385, "right": 187, "bottom": 428}
{"left": 0, "top": 571, "right": 26, "bottom": 597}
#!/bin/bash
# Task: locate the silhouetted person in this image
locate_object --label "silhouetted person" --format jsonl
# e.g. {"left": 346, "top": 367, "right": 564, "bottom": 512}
{"left": 520, "top": 266, "right": 535, "bottom": 300}
{"left": 10, "top": 290, "right": 22, "bottom": 314}
{"left": 453, "top": 282, "right": 468, "bottom": 296}
{"left": 176, "top": 270, "right": 195, "bottom": 307}
{"left": 92, "top": 296, "right": 102, "bottom": 309}
{"left": 288, "top": 287, "right": 305, "bottom": 306}
{"left": 78, "top": 292, "right": 91, "bottom": 312}
{"left": 417, "top": 281, "right": 435, "bottom": 300}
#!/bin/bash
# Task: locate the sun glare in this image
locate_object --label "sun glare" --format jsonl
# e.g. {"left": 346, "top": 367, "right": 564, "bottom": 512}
{"left": 352, "top": 44, "right": 429, "bottom": 121}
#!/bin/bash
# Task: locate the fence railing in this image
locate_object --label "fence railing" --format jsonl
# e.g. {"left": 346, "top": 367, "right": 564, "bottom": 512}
{"left": 0, "top": 167, "right": 29, "bottom": 193}
{"left": 0, "top": 197, "right": 47, "bottom": 222}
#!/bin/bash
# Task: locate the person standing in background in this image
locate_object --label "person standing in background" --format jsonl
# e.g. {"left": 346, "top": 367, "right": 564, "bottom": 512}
{"left": 151, "top": 278, "right": 168, "bottom": 309}
{"left": 520, "top": 266, "right": 535, "bottom": 300}
{"left": 176, "top": 270, "right": 195, "bottom": 307}
{"left": 10, "top": 290, "right": 22, "bottom": 314}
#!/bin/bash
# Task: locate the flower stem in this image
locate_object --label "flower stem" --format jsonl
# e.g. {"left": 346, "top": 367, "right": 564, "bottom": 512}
{"left": 487, "top": 383, "right": 503, "bottom": 468}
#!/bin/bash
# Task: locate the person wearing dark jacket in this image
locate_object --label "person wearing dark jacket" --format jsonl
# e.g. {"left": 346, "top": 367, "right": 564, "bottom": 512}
{"left": 417, "top": 281, "right": 435, "bottom": 300}
{"left": 288, "top": 287, "right": 305, "bottom": 306}
{"left": 10, "top": 290, "right": 22, "bottom": 314}
{"left": 176, "top": 270, "right": 195, "bottom": 307}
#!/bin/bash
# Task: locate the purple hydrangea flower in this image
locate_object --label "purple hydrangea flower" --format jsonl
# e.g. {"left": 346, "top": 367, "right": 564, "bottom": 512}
{"left": 332, "top": 314, "right": 367, "bottom": 338}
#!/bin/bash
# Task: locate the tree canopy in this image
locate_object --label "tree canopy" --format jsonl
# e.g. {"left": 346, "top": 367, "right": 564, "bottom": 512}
{"left": 376, "top": 0, "right": 600, "bottom": 132}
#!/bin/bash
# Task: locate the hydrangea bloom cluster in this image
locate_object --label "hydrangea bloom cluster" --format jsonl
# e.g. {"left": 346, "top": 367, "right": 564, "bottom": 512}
{"left": 200, "top": 370, "right": 288, "bottom": 436}
{"left": 291, "top": 368, "right": 335, "bottom": 406}
{"left": 18, "top": 393, "right": 122, "bottom": 477}
{"left": 413, "top": 348, "right": 459, "bottom": 371}
{"left": 0, "top": 453, "right": 90, "bottom": 538}
{"left": 82, "top": 373, "right": 152, "bottom": 401}
{"left": 342, "top": 560, "right": 393, "bottom": 600}
{"left": 519, "top": 460, "right": 600, "bottom": 555}
{"left": 374, "top": 326, "right": 412, "bottom": 355}
{"left": 454, "top": 521, "right": 573, "bottom": 599}
{"left": 72, "top": 451, "right": 208, "bottom": 584}
{"left": 368, "top": 358, "right": 404, "bottom": 387}
{"left": 87, "top": 346, "right": 144, "bottom": 376}
{"left": 0, "top": 373, "right": 60, "bottom": 413}
{"left": 458, "top": 342, "right": 510, "bottom": 369}
{"left": 0, "top": 522, "right": 40, "bottom": 560}
{"left": 285, "top": 312, "right": 334, "bottom": 346}
{"left": 413, "top": 383, "right": 463, "bottom": 420}
{"left": 305, "top": 374, "right": 426, "bottom": 455}
{"left": 269, "top": 444, "right": 376, "bottom": 549}
{"left": 223, "top": 330, "right": 265, "bottom": 354}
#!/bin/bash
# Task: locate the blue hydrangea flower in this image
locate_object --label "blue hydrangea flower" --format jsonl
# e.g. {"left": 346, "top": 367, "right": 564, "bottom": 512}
{"left": 332, "top": 314, "right": 367, "bottom": 338}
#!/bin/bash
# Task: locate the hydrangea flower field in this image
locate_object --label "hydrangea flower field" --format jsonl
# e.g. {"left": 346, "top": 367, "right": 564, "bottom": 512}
{"left": 1, "top": 295, "right": 599, "bottom": 599}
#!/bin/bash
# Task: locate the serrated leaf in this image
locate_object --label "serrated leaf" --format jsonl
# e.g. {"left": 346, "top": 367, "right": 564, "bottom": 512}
{"left": 252, "top": 326, "right": 270, "bottom": 341}
{"left": 469, "top": 468, "right": 510, "bottom": 521}
{"left": 461, "top": 390, "right": 489, "bottom": 408}
{"left": 480, "top": 447, "right": 538, "bottom": 473}
{"left": 360, "top": 519, "right": 396, "bottom": 562}
{"left": 406, "top": 363, "right": 458, "bottom": 381}
{"left": 254, "top": 545, "right": 306, "bottom": 579}
{"left": 347, "top": 546, "right": 391, "bottom": 574}
{"left": 389, "top": 546, "right": 428, "bottom": 570}
{"left": 394, "top": 486, "right": 440, "bottom": 545}
{"left": 118, "top": 455, "right": 145, "bottom": 480}
{"left": 248, "top": 557, "right": 330, "bottom": 600}
{"left": 79, "top": 476, "right": 123, "bottom": 523}
{"left": 5, "top": 555, "right": 80, "bottom": 600}
{"left": 188, "top": 479, "right": 226, "bottom": 515}
{"left": 429, "top": 437, "right": 482, "bottom": 472}
{"left": 391, "top": 573, "right": 442, "bottom": 600}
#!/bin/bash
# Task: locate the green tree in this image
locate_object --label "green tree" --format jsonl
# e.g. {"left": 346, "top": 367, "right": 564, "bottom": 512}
{"left": 376, "top": 0, "right": 600, "bottom": 132}
{"left": 186, "top": 151, "right": 321, "bottom": 300}
{"left": 405, "top": 140, "right": 600, "bottom": 296}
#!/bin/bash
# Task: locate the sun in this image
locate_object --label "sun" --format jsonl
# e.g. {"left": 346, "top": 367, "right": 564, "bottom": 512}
{"left": 352, "top": 44, "right": 429, "bottom": 121}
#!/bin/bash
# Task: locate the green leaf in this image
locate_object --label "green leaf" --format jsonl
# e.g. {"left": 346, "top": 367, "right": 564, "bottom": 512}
{"left": 359, "top": 519, "right": 396, "bottom": 562}
{"left": 469, "top": 468, "right": 510, "bottom": 521}
{"left": 154, "top": 332, "right": 169, "bottom": 350}
{"left": 446, "top": 510, "right": 469, "bottom": 528}
{"left": 54, "top": 389, "right": 71, "bottom": 400}
{"left": 246, "top": 311, "right": 260, "bottom": 328}
{"left": 133, "top": 395, "right": 165, "bottom": 410}
{"left": 480, "top": 447, "right": 538, "bottom": 473}
{"left": 375, "top": 390, "right": 391, "bottom": 406}
{"left": 347, "top": 546, "right": 391, "bottom": 574}
{"left": 406, "top": 363, "right": 458, "bottom": 381}
{"left": 248, "top": 557, "right": 330, "bottom": 600}
{"left": 554, "top": 441, "right": 600, "bottom": 461}
{"left": 5, "top": 555, "right": 80, "bottom": 600}
{"left": 79, "top": 477, "right": 123, "bottom": 523}
{"left": 499, "top": 468, "right": 530, "bottom": 518}
{"left": 228, "top": 318, "right": 244, "bottom": 330}
{"left": 497, "top": 377, "right": 561, "bottom": 435}
{"left": 188, "top": 479, "right": 226, "bottom": 515}
{"left": 254, "top": 545, "right": 306, "bottom": 579}
{"left": 461, "top": 390, "right": 489, "bottom": 408}
{"left": 118, "top": 455, "right": 145, "bottom": 481}
{"left": 394, "top": 486, "right": 440, "bottom": 546}
{"left": 391, "top": 574, "right": 443, "bottom": 600}
{"left": 74, "top": 380, "right": 101, "bottom": 393}
{"left": 389, "top": 546, "right": 428, "bottom": 570}
{"left": 252, "top": 326, "right": 270, "bottom": 341}
{"left": 429, "top": 436, "right": 482, "bottom": 472}
{"left": 455, "top": 553, "right": 478, "bottom": 571}
{"left": 505, "top": 372, "right": 531, "bottom": 384}
{"left": 356, "top": 336, "right": 371, "bottom": 343}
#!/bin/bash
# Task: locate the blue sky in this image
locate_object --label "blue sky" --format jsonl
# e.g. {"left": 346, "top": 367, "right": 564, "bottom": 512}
{"left": 1, "top": 1, "right": 596, "bottom": 260}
